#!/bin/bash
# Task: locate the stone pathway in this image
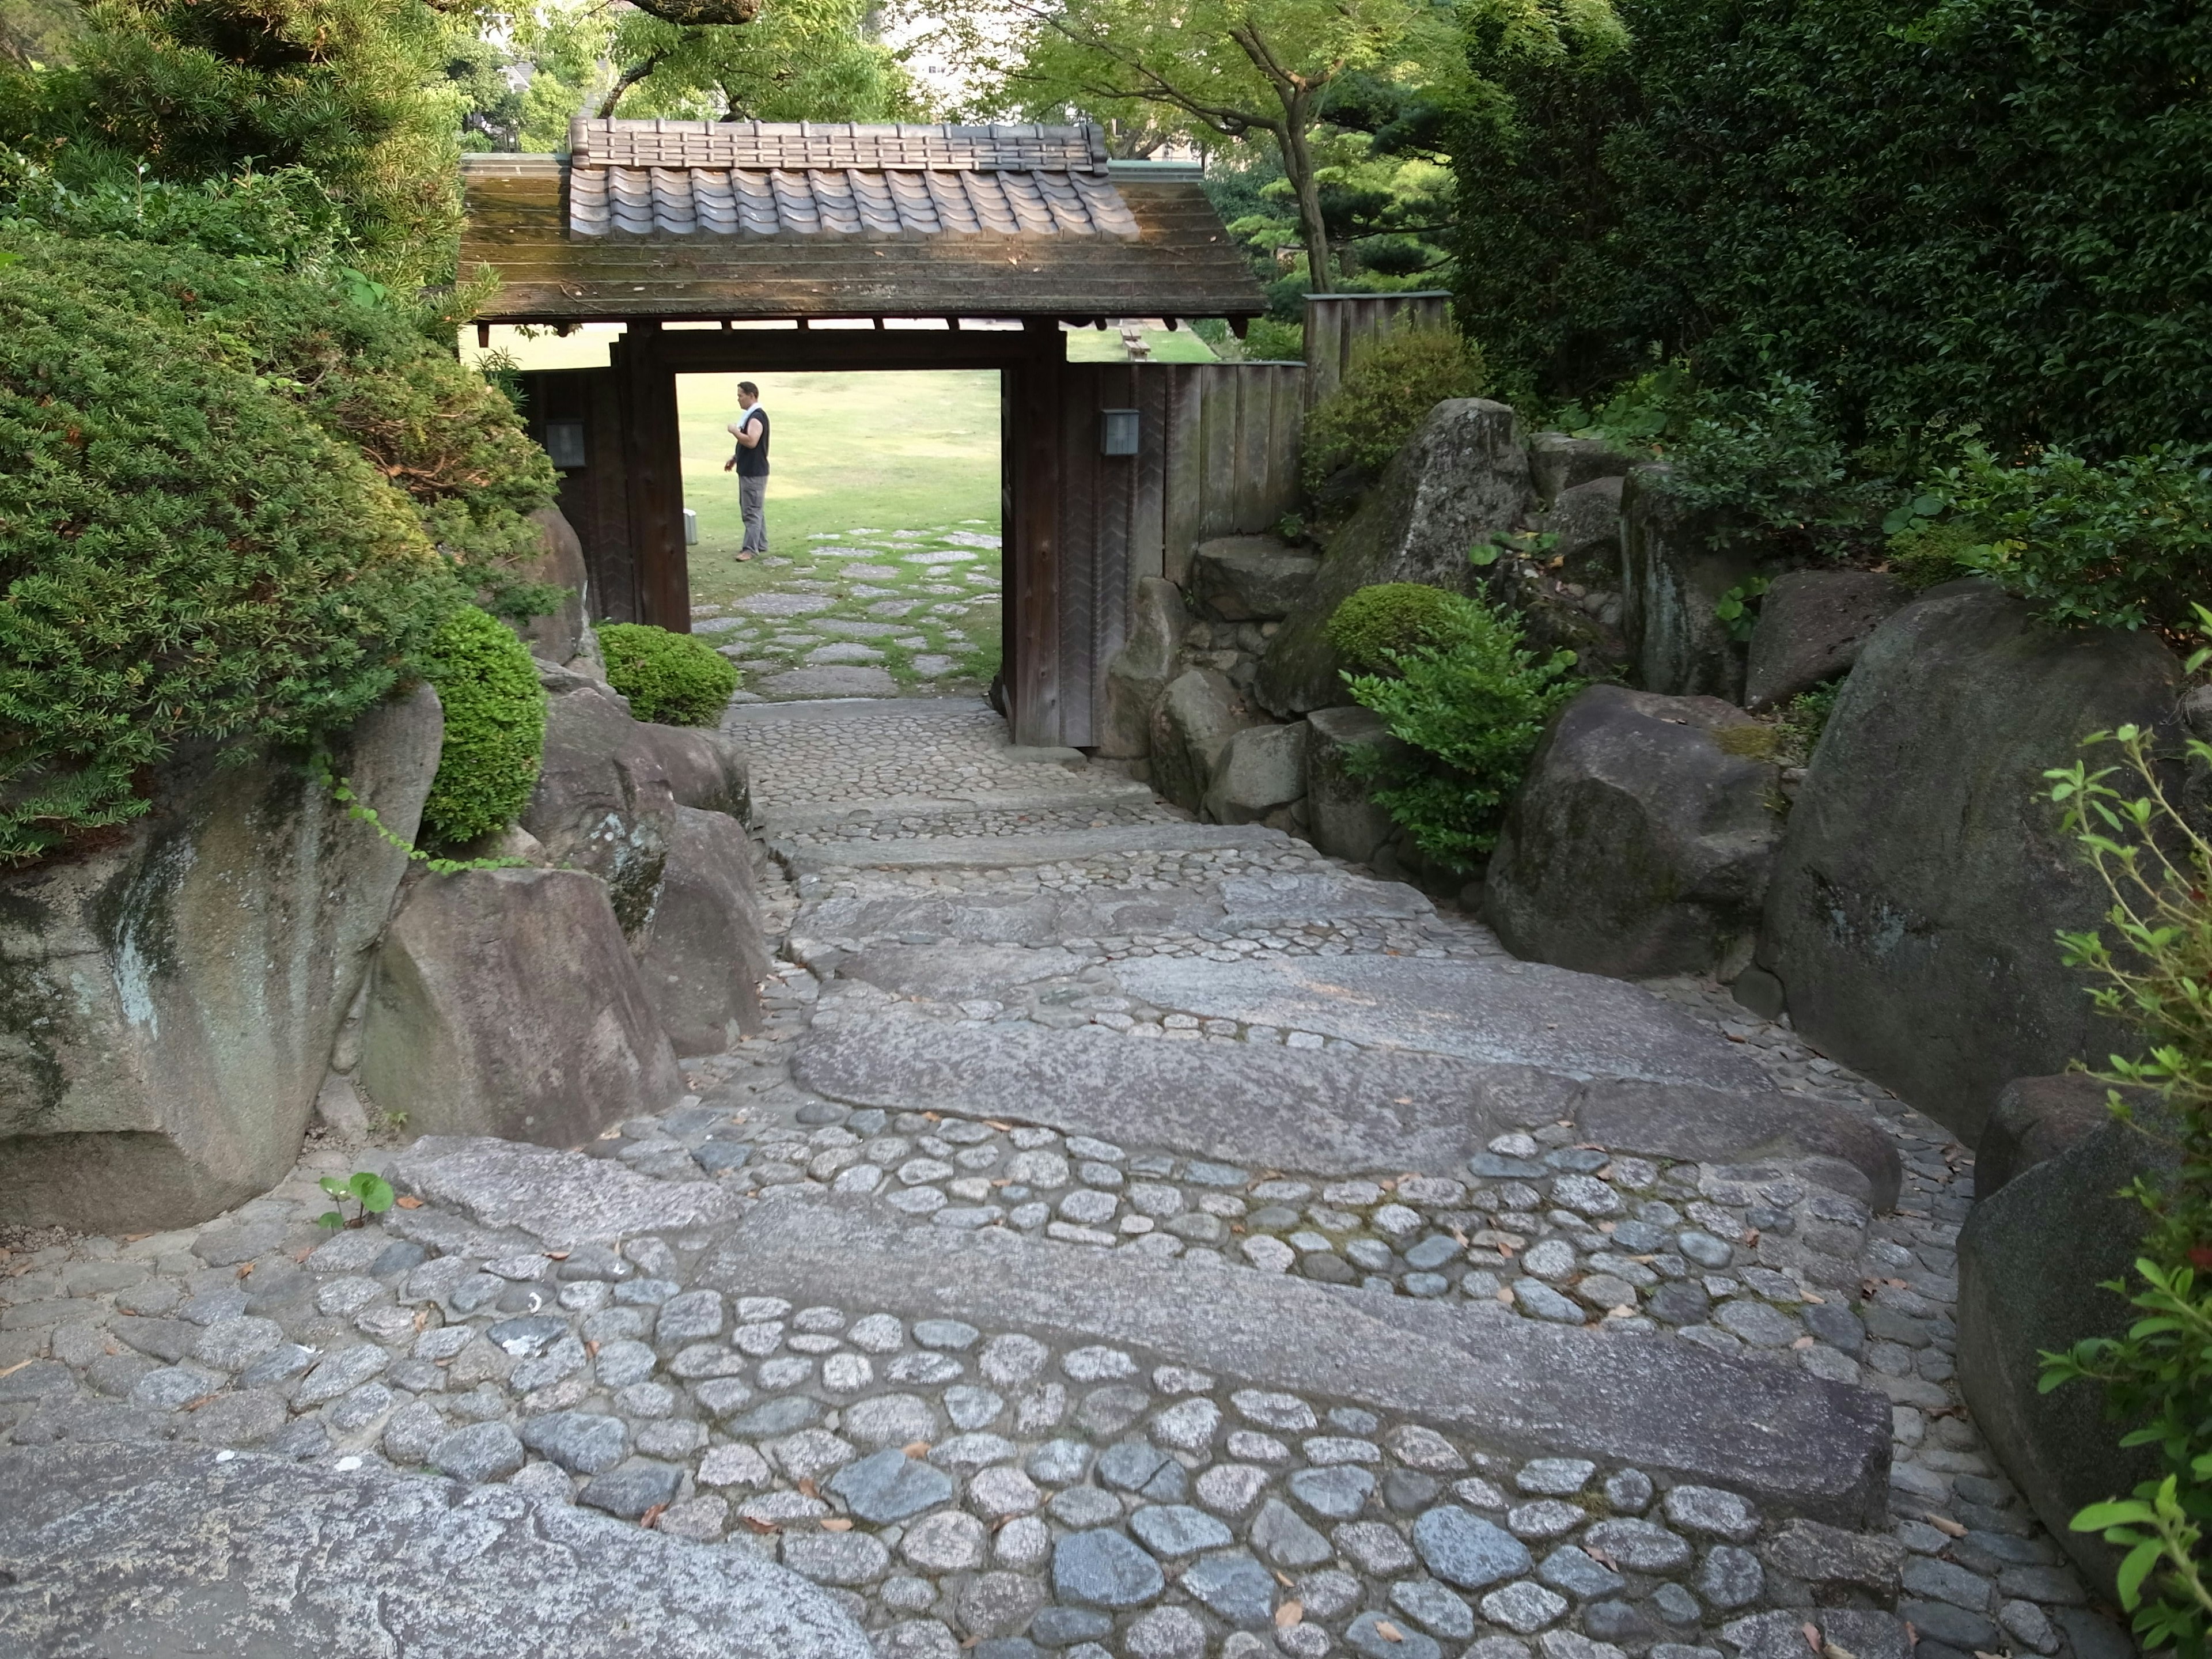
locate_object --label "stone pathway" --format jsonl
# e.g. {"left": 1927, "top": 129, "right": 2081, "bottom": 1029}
{"left": 0, "top": 698, "right": 2133, "bottom": 1659}
{"left": 697, "top": 525, "right": 1003, "bottom": 700}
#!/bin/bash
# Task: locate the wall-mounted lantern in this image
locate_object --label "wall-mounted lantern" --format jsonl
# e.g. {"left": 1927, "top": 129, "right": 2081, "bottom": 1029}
{"left": 683, "top": 507, "right": 699, "bottom": 546}
{"left": 1100, "top": 408, "right": 1141, "bottom": 456}
{"left": 544, "top": 418, "right": 587, "bottom": 469}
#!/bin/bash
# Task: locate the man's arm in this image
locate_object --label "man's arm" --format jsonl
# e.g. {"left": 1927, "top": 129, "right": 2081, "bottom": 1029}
{"left": 726, "top": 415, "right": 763, "bottom": 449}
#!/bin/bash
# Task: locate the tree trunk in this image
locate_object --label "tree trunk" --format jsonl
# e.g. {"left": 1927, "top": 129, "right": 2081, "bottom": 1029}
{"left": 1279, "top": 108, "right": 1332, "bottom": 293}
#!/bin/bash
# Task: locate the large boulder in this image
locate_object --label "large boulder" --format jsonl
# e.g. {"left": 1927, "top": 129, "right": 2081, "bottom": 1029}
{"left": 1304, "top": 706, "right": 1408, "bottom": 867}
{"left": 1545, "top": 475, "right": 1626, "bottom": 584}
{"left": 522, "top": 675, "right": 754, "bottom": 934}
{"left": 0, "top": 1442, "right": 870, "bottom": 1657}
{"left": 510, "top": 506, "right": 589, "bottom": 666}
{"left": 1619, "top": 464, "right": 1770, "bottom": 699}
{"left": 1759, "top": 581, "right": 2182, "bottom": 1142}
{"left": 1204, "top": 722, "right": 1308, "bottom": 825}
{"left": 1486, "top": 686, "right": 1783, "bottom": 978}
{"left": 1527, "top": 432, "right": 1635, "bottom": 505}
{"left": 1744, "top": 570, "right": 1908, "bottom": 712}
{"left": 1149, "top": 669, "right": 1261, "bottom": 813}
{"left": 1975, "top": 1072, "right": 2146, "bottom": 1201}
{"left": 637, "top": 806, "right": 770, "bottom": 1054}
{"left": 1190, "top": 535, "right": 1321, "bottom": 622}
{"left": 1256, "top": 400, "right": 1532, "bottom": 717}
{"left": 1097, "top": 576, "right": 1188, "bottom": 760}
{"left": 0, "top": 687, "right": 442, "bottom": 1231}
{"left": 1959, "top": 1115, "right": 2172, "bottom": 1599}
{"left": 355, "top": 866, "right": 683, "bottom": 1145}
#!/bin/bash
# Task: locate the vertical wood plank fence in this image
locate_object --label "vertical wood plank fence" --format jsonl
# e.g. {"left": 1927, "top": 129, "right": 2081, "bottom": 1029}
{"left": 1302, "top": 291, "right": 1453, "bottom": 409}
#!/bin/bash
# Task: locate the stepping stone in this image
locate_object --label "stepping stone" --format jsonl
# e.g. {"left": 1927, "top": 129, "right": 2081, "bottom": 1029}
{"left": 910, "top": 656, "right": 957, "bottom": 679}
{"left": 806, "top": 643, "right": 885, "bottom": 665}
{"left": 734, "top": 593, "right": 834, "bottom": 617}
{"left": 842, "top": 565, "right": 900, "bottom": 579}
{"left": 815, "top": 620, "right": 903, "bottom": 639}
{"left": 0, "top": 1443, "right": 869, "bottom": 1657}
{"left": 779, "top": 823, "right": 1293, "bottom": 876}
{"left": 757, "top": 666, "right": 901, "bottom": 699}
{"left": 692, "top": 617, "right": 748, "bottom": 634}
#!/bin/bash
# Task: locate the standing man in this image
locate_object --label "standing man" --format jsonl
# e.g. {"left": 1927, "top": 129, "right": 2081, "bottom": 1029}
{"left": 722, "top": 381, "right": 770, "bottom": 560}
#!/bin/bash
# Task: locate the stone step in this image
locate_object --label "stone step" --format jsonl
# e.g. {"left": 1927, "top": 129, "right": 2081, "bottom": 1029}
{"left": 389, "top": 1137, "right": 1892, "bottom": 1529}
{"left": 790, "top": 868, "right": 1435, "bottom": 953}
{"left": 0, "top": 1441, "right": 870, "bottom": 1657}
{"left": 758, "top": 778, "right": 1157, "bottom": 839}
{"left": 777, "top": 821, "right": 1297, "bottom": 876}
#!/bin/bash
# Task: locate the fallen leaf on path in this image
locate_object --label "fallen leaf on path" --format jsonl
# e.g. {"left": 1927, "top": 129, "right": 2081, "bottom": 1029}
{"left": 640, "top": 1503, "right": 667, "bottom": 1529}
{"left": 1377, "top": 1620, "right": 1404, "bottom": 1642}
{"left": 903, "top": 1441, "right": 931, "bottom": 1459}
{"left": 741, "top": 1516, "right": 779, "bottom": 1534}
{"left": 1274, "top": 1601, "right": 1302, "bottom": 1627}
{"left": 1926, "top": 1514, "right": 1967, "bottom": 1537}
{"left": 821, "top": 1518, "right": 854, "bottom": 1532}
{"left": 797, "top": 1477, "right": 819, "bottom": 1499}
{"left": 1802, "top": 1622, "right": 1824, "bottom": 1653}
{"left": 395, "top": 1196, "right": 423, "bottom": 1210}
{"left": 0, "top": 1359, "right": 33, "bottom": 1380}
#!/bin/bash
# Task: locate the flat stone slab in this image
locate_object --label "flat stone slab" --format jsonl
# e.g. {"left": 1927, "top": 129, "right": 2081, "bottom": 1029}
{"left": 791, "top": 1009, "right": 1899, "bottom": 1201}
{"left": 0, "top": 1443, "right": 870, "bottom": 1656}
{"left": 390, "top": 1137, "right": 739, "bottom": 1246}
{"left": 781, "top": 822, "right": 1291, "bottom": 875}
{"left": 760, "top": 779, "right": 1154, "bottom": 837}
{"left": 1108, "top": 955, "right": 1766, "bottom": 1086}
{"left": 681, "top": 1194, "right": 1892, "bottom": 1527}
{"left": 792, "top": 869, "right": 1434, "bottom": 949}
{"left": 755, "top": 666, "right": 901, "bottom": 699}
{"left": 724, "top": 695, "right": 993, "bottom": 728}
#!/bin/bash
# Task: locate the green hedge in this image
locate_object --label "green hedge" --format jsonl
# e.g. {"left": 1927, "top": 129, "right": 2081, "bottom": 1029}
{"left": 0, "top": 244, "right": 457, "bottom": 862}
{"left": 1327, "top": 583, "right": 1484, "bottom": 675}
{"left": 1302, "top": 328, "right": 1486, "bottom": 502}
{"left": 1452, "top": 0, "right": 2212, "bottom": 460}
{"left": 419, "top": 607, "right": 547, "bottom": 846}
{"left": 600, "top": 623, "right": 740, "bottom": 727}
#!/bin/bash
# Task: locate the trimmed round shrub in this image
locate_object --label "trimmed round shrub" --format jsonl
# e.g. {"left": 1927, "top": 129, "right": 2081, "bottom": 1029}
{"left": 1301, "top": 329, "right": 1487, "bottom": 499}
{"left": 0, "top": 240, "right": 457, "bottom": 862}
{"left": 418, "top": 607, "right": 547, "bottom": 846}
{"left": 1327, "top": 584, "right": 1486, "bottom": 675}
{"left": 600, "top": 623, "right": 740, "bottom": 727}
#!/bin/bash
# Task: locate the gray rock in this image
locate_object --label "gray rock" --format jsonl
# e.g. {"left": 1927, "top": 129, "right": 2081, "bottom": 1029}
{"left": 1976, "top": 1073, "right": 2146, "bottom": 1202}
{"left": 1257, "top": 400, "right": 1532, "bottom": 717}
{"left": 1251, "top": 1498, "right": 1334, "bottom": 1567}
{"left": 1149, "top": 669, "right": 1262, "bottom": 814}
{"left": 1544, "top": 475, "right": 1626, "bottom": 576}
{"left": 521, "top": 1411, "right": 630, "bottom": 1474}
{"left": 1303, "top": 704, "right": 1411, "bottom": 866}
{"left": 828, "top": 1447, "right": 957, "bottom": 1523}
{"left": 1204, "top": 722, "right": 1309, "bottom": 826}
{"left": 634, "top": 806, "right": 769, "bottom": 1052}
{"left": 1581, "top": 1518, "right": 1691, "bottom": 1573}
{"left": 1288, "top": 1465, "right": 1376, "bottom": 1519}
{"left": 1617, "top": 465, "right": 1764, "bottom": 700}
{"left": 1052, "top": 1528, "right": 1165, "bottom": 1606}
{"left": 0, "top": 687, "right": 438, "bottom": 1231}
{"left": 1528, "top": 434, "right": 1635, "bottom": 506}
{"left": 1743, "top": 570, "right": 1908, "bottom": 713}
{"left": 389, "top": 1137, "right": 736, "bottom": 1248}
{"left": 433, "top": 1422, "right": 525, "bottom": 1483}
{"left": 786, "top": 1529, "right": 893, "bottom": 1587}
{"left": 1129, "top": 1504, "right": 1234, "bottom": 1557}
{"left": 578, "top": 1459, "right": 684, "bottom": 1520}
{"left": 1099, "top": 578, "right": 1191, "bottom": 760}
{"left": 1181, "top": 1551, "right": 1276, "bottom": 1628}
{"left": 1414, "top": 1507, "right": 1534, "bottom": 1589}
{"left": 1123, "top": 1605, "right": 1207, "bottom": 1659}
{"left": 1960, "top": 1113, "right": 2170, "bottom": 1600}
{"left": 1758, "top": 582, "right": 2182, "bottom": 1142}
{"left": 512, "top": 506, "right": 589, "bottom": 665}
{"left": 1191, "top": 536, "right": 1320, "bottom": 623}
{"left": 1486, "top": 687, "right": 1781, "bottom": 979}
{"left": 358, "top": 868, "right": 683, "bottom": 1147}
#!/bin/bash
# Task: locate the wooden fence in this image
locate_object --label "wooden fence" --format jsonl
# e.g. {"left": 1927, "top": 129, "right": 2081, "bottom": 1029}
{"left": 1302, "top": 291, "right": 1453, "bottom": 408}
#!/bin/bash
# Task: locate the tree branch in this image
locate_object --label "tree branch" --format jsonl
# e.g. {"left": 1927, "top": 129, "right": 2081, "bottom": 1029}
{"left": 599, "top": 51, "right": 670, "bottom": 118}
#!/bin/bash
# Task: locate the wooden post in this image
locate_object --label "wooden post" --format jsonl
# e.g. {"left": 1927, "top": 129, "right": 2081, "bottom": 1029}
{"left": 1009, "top": 321, "right": 1066, "bottom": 746}
{"left": 613, "top": 321, "right": 691, "bottom": 631}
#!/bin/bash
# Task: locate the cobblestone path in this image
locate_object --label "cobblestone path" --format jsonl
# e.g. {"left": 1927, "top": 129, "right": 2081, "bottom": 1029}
{"left": 0, "top": 696, "right": 2133, "bottom": 1659}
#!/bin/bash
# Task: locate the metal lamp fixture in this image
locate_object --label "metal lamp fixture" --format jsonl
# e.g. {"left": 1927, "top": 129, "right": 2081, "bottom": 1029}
{"left": 1099, "top": 408, "right": 1141, "bottom": 456}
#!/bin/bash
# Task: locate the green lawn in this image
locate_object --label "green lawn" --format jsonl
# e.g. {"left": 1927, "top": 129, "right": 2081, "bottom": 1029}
{"left": 676, "top": 370, "right": 1005, "bottom": 695}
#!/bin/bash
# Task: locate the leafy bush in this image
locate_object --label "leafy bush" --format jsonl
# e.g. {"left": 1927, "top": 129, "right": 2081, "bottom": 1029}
{"left": 1888, "top": 444, "right": 2212, "bottom": 639}
{"left": 1242, "top": 318, "right": 1305, "bottom": 362}
{"left": 2039, "top": 694, "right": 2212, "bottom": 1653}
{"left": 600, "top": 624, "right": 740, "bottom": 727}
{"left": 0, "top": 243, "right": 457, "bottom": 862}
{"left": 1340, "top": 592, "right": 1580, "bottom": 869}
{"left": 1452, "top": 0, "right": 2212, "bottom": 461}
{"left": 1328, "top": 583, "right": 1484, "bottom": 674}
{"left": 1301, "top": 328, "right": 1486, "bottom": 499}
{"left": 418, "top": 606, "right": 547, "bottom": 846}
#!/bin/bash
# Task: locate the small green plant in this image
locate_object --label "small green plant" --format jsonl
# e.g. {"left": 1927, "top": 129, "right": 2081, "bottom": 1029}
{"left": 600, "top": 622, "right": 740, "bottom": 727}
{"left": 1468, "top": 529, "right": 1558, "bottom": 569}
{"left": 317, "top": 1170, "right": 395, "bottom": 1230}
{"left": 1302, "top": 329, "right": 1487, "bottom": 500}
{"left": 1340, "top": 592, "right": 1580, "bottom": 869}
{"left": 1328, "top": 584, "right": 1486, "bottom": 674}
{"left": 1774, "top": 680, "right": 1843, "bottom": 762}
{"left": 1241, "top": 317, "right": 1305, "bottom": 363}
{"left": 1714, "top": 575, "right": 1772, "bottom": 643}
{"left": 2037, "top": 647, "right": 2212, "bottom": 1653}
{"left": 419, "top": 605, "right": 549, "bottom": 845}
{"left": 1888, "top": 443, "right": 2212, "bottom": 639}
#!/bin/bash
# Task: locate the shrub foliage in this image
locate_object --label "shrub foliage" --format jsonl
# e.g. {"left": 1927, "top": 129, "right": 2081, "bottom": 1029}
{"left": 600, "top": 623, "right": 740, "bottom": 728}
{"left": 418, "top": 606, "right": 547, "bottom": 846}
{"left": 1337, "top": 589, "right": 1578, "bottom": 869}
{"left": 1327, "top": 582, "right": 1484, "bottom": 675}
{"left": 1301, "top": 328, "right": 1485, "bottom": 501}
{"left": 1452, "top": 0, "right": 2212, "bottom": 460}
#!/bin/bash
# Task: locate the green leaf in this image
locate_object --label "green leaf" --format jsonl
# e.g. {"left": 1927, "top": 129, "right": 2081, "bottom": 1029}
{"left": 2074, "top": 1500, "right": 2161, "bottom": 1531}
{"left": 1468, "top": 541, "right": 1501, "bottom": 567}
{"left": 2115, "top": 1536, "right": 2164, "bottom": 1608}
{"left": 316, "top": 1210, "right": 344, "bottom": 1230}
{"left": 320, "top": 1175, "right": 351, "bottom": 1199}
{"left": 349, "top": 1172, "right": 396, "bottom": 1213}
